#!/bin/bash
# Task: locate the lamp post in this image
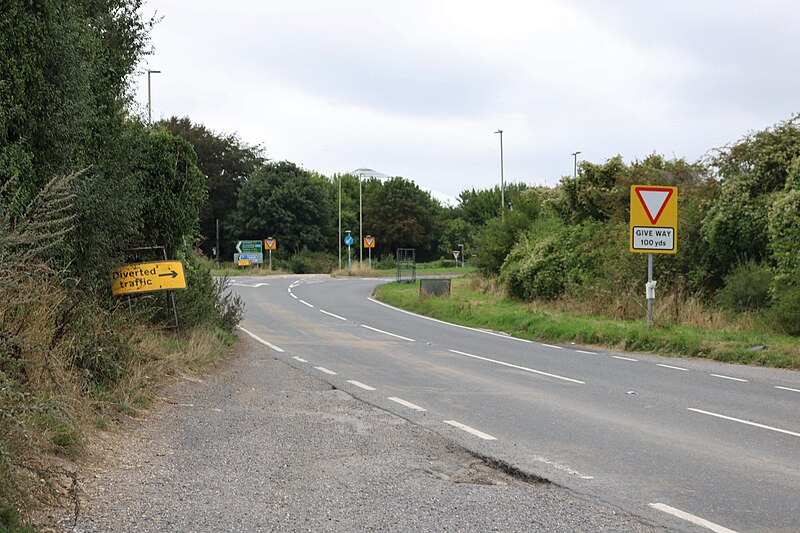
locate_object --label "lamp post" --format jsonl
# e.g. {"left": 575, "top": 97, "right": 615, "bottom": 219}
{"left": 147, "top": 69, "right": 161, "bottom": 126}
{"left": 459, "top": 243, "right": 464, "bottom": 268}
{"left": 494, "top": 129, "right": 504, "bottom": 210}
{"left": 359, "top": 175, "right": 363, "bottom": 266}
{"left": 571, "top": 151, "right": 581, "bottom": 178}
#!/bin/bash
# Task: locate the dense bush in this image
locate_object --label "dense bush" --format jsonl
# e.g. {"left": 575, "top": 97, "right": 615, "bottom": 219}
{"left": 287, "top": 249, "right": 337, "bottom": 274}
{"left": 715, "top": 261, "right": 772, "bottom": 312}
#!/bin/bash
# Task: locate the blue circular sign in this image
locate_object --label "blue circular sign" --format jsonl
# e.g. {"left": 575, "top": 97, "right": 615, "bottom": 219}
{"left": 344, "top": 235, "right": 354, "bottom": 246}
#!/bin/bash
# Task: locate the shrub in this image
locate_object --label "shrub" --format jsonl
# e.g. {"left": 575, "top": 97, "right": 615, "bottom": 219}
{"left": 287, "top": 250, "right": 336, "bottom": 274}
{"left": 715, "top": 261, "right": 773, "bottom": 312}
{"left": 770, "top": 276, "right": 800, "bottom": 336}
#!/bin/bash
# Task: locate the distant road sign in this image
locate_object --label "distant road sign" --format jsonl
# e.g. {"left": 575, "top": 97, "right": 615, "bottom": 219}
{"left": 364, "top": 235, "right": 376, "bottom": 249}
{"left": 264, "top": 237, "right": 277, "bottom": 250}
{"left": 453, "top": 250, "right": 460, "bottom": 260}
{"left": 110, "top": 260, "right": 186, "bottom": 296}
{"left": 234, "top": 253, "right": 263, "bottom": 264}
{"left": 236, "top": 240, "right": 263, "bottom": 254}
{"left": 630, "top": 185, "right": 678, "bottom": 254}
{"left": 344, "top": 235, "right": 354, "bottom": 246}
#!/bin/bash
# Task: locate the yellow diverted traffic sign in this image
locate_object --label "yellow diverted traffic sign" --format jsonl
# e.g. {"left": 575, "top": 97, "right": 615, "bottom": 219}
{"left": 630, "top": 185, "right": 678, "bottom": 254}
{"left": 109, "top": 260, "right": 187, "bottom": 296}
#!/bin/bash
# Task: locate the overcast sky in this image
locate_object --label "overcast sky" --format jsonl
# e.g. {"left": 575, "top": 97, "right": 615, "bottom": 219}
{"left": 133, "top": 0, "right": 800, "bottom": 200}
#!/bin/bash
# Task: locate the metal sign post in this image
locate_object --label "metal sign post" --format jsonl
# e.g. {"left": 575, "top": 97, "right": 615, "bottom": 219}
{"left": 345, "top": 231, "right": 353, "bottom": 274}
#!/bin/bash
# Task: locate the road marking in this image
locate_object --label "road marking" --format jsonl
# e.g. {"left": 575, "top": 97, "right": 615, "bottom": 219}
{"left": 292, "top": 356, "right": 308, "bottom": 363}
{"left": 290, "top": 293, "right": 298, "bottom": 299}
{"left": 776, "top": 386, "right": 800, "bottom": 393}
{"left": 388, "top": 397, "right": 427, "bottom": 411}
{"left": 575, "top": 350, "right": 596, "bottom": 355}
{"left": 657, "top": 363, "right": 688, "bottom": 371}
{"left": 314, "top": 366, "right": 337, "bottom": 375}
{"left": 361, "top": 324, "right": 415, "bottom": 342}
{"left": 368, "top": 297, "right": 532, "bottom": 343}
{"left": 320, "top": 309, "right": 347, "bottom": 321}
{"left": 450, "top": 350, "right": 585, "bottom": 384}
{"left": 530, "top": 455, "right": 594, "bottom": 480}
{"left": 237, "top": 326, "right": 285, "bottom": 353}
{"left": 649, "top": 503, "right": 738, "bottom": 533}
{"left": 444, "top": 420, "right": 496, "bottom": 440}
{"left": 347, "top": 380, "right": 376, "bottom": 391}
{"left": 299, "top": 299, "right": 314, "bottom": 308}
{"left": 688, "top": 408, "right": 800, "bottom": 438}
{"left": 613, "top": 355, "right": 639, "bottom": 362}
{"left": 287, "top": 287, "right": 292, "bottom": 293}
{"left": 710, "top": 374, "right": 748, "bottom": 383}
{"left": 541, "top": 343, "right": 563, "bottom": 350}
{"left": 232, "top": 282, "right": 269, "bottom": 288}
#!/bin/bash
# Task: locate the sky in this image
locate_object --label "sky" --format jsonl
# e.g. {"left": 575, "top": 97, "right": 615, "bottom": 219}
{"left": 132, "top": 0, "right": 800, "bottom": 201}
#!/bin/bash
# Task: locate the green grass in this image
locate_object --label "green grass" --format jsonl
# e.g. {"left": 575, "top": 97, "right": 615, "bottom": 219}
{"left": 373, "top": 278, "right": 800, "bottom": 369}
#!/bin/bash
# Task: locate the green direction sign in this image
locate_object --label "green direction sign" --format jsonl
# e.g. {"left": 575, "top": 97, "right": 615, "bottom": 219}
{"left": 236, "top": 240, "right": 263, "bottom": 254}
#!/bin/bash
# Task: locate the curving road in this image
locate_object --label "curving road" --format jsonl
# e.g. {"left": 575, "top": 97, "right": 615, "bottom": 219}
{"left": 233, "top": 274, "right": 800, "bottom": 533}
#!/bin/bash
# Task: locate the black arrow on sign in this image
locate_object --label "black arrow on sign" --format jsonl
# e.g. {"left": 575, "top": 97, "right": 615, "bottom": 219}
{"left": 159, "top": 269, "right": 178, "bottom": 279}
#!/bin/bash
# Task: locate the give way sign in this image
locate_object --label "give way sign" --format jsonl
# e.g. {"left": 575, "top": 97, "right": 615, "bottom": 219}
{"left": 629, "top": 185, "right": 678, "bottom": 254}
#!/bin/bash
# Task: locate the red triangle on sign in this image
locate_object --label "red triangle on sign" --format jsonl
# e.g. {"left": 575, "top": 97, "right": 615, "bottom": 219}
{"left": 635, "top": 187, "right": 674, "bottom": 224}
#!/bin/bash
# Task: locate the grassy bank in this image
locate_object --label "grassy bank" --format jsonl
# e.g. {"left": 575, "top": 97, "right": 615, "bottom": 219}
{"left": 373, "top": 277, "right": 800, "bottom": 369}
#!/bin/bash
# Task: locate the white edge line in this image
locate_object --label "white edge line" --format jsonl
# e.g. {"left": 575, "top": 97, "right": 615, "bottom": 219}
{"left": 292, "top": 356, "right": 308, "bottom": 363}
{"left": 710, "top": 374, "right": 748, "bottom": 383}
{"left": 657, "top": 363, "right": 689, "bottom": 371}
{"left": 387, "top": 397, "right": 426, "bottom": 412}
{"left": 444, "top": 420, "right": 496, "bottom": 440}
{"left": 541, "top": 343, "right": 564, "bottom": 350}
{"left": 314, "top": 366, "right": 337, "bottom": 375}
{"left": 347, "top": 380, "right": 376, "bottom": 391}
{"left": 287, "top": 287, "right": 292, "bottom": 293}
{"left": 450, "top": 350, "right": 584, "bottom": 384}
{"left": 575, "top": 350, "right": 596, "bottom": 355}
{"left": 299, "top": 299, "right": 314, "bottom": 308}
{"left": 613, "top": 355, "right": 639, "bottom": 362}
{"left": 367, "top": 297, "right": 532, "bottom": 343}
{"left": 290, "top": 293, "right": 298, "bottom": 299}
{"left": 687, "top": 408, "right": 800, "bottom": 438}
{"left": 361, "top": 324, "right": 415, "bottom": 342}
{"left": 320, "top": 309, "right": 347, "bottom": 321}
{"left": 775, "top": 385, "right": 800, "bottom": 393}
{"left": 237, "top": 326, "right": 285, "bottom": 353}
{"left": 649, "top": 503, "right": 738, "bottom": 533}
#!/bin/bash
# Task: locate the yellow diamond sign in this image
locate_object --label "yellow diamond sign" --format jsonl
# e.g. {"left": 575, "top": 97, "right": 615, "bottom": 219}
{"left": 630, "top": 185, "right": 677, "bottom": 254}
{"left": 109, "top": 260, "right": 187, "bottom": 296}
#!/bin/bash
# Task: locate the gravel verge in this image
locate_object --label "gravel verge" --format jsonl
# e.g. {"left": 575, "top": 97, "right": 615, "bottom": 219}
{"left": 51, "top": 334, "right": 670, "bottom": 532}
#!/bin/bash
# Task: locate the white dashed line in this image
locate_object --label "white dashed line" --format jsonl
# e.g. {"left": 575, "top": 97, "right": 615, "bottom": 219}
{"left": 292, "top": 356, "right": 308, "bottom": 363}
{"left": 287, "top": 288, "right": 292, "bottom": 293}
{"left": 314, "top": 366, "right": 337, "bottom": 375}
{"left": 776, "top": 386, "right": 800, "bottom": 393}
{"left": 450, "top": 350, "right": 585, "bottom": 385}
{"left": 237, "top": 326, "right": 285, "bottom": 353}
{"left": 320, "top": 309, "right": 347, "bottom": 321}
{"left": 541, "top": 343, "right": 563, "bottom": 350}
{"left": 688, "top": 408, "right": 800, "bottom": 438}
{"left": 347, "top": 380, "right": 376, "bottom": 391}
{"left": 444, "top": 420, "right": 496, "bottom": 440}
{"left": 657, "top": 363, "right": 689, "bottom": 371}
{"left": 299, "top": 299, "right": 314, "bottom": 308}
{"left": 613, "top": 355, "right": 639, "bottom": 362}
{"left": 575, "top": 350, "right": 596, "bottom": 355}
{"left": 649, "top": 503, "right": 738, "bottom": 533}
{"left": 361, "top": 324, "right": 415, "bottom": 342}
{"left": 388, "top": 397, "right": 427, "bottom": 412}
{"left": 710, "top": 374, "right": 748, "bottom": 383}
{"left": 290, "top": 293, "right": 298, "bottom": 299}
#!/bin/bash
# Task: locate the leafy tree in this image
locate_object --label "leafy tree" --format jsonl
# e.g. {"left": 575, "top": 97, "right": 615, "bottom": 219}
{"left": 159, "top": 116, "right": 265, "bottom": 258}
{"left": 363, "top": 177, "right": 442, "bottom": 261}
{"left": 226, "top": 161, "right": 334, "bottom": 254}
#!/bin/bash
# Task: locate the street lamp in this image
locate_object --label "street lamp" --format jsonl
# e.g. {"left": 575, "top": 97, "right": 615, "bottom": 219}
{"left": 494, "top": 129, "right": 504, "bottom": 210}
{"left": 458, "top": 243, "right": 464, "bottom": 268}
{"left": 147, "top": 69, "right": 161, "bottom": 126}
{"left": 571, "top": 151, "right": 581, "bottom": 178}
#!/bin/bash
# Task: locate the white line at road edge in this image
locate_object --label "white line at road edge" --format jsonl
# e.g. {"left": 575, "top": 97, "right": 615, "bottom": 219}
{"left": 314, "top": 366, "right": 337, "bottom": 375}
{"left": 292, "top": 356, "right": 308, "bottom": 363}
{"left": 776, "top": 386, "right": 800, "bottom": 393}
{"left": 237, "top": 326, "right": 285, "bottom": 353}
{"left": 361, "top": 324, "right": 415, "bottom": 342}
{"left": 347, "top": 380, "right": 376, "bottom": 391}
{"left": 320, "top": 309, "right": 347, "bottom": 321}
{"left": 575, "top": 350, "right": 596, "bottom": 355}
{"left": 688, "top": 408, "right": 800, "bottom": 438}
{"left": 657, "top": 363, "right": 689, "bottom": 371}
{"left": 444, "top": 420, "right": 496, "bottom": 440}
{"left": 541, "top": 343, "right": 563, "bottom": 350}
{"left": 299, "top": 299, "right": 314, "bottom": 308}
{"left": 710, "top": 374, "right": 748, "bottom": 383}
{"left": 450, "top": 350, "right": 585, "bottom": 385}
{"left": 649, "top": 503, "right": 738, "bottom": 533}
{"left": 368, "top": 297, "right": 532, "bottom": 344}
{"left": 388, "top": 397, "right": 427, "bottom": 412}
{"left": 290, "top": 293, "right": 298, "bottom": 299}
{"left": 613, "top": 355, "right": 639, "bottom": 362}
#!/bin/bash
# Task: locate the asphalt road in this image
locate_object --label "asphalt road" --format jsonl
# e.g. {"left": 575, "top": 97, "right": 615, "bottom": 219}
{"left": 233, "top": 274, "right": 800, "bottom": 533}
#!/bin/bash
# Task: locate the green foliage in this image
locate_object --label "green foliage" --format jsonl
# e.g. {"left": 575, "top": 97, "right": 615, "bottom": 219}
{"left": 474, "top": 207, "right": 537, "bottom": 275}
{"left": 227, "top": 161, "right": 334, "bottom": 254}
{"left": 0, "top": 507, "right": 36, "bottom": 533}
{"left": 287, "top": 250, "right": 337, "bottom": 274}
{"left": 767, "top": 157, "right": 800, "bottom": 287}
{"left": 769, "top": 277, "right": 800, "bottom": 336}
{"left": 172, "top": 250, "right": 244, "bottom": 331}
{"left": 715, "top": 261, "right": 773, "bottom": 312}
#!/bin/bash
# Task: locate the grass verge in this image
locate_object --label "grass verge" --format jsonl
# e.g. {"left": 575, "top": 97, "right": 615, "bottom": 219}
{"left": 373, "top": 278, "right": 800, "bottom": 369}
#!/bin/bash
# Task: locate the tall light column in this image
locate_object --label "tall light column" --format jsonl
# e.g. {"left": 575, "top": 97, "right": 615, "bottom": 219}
{"left": 494, "top": 129, "right": 504, "bottom": 210}
{"left": 572, "top": 151, "right": 581, "bottom": 178}
{"left": 147, "top": 69, "right": 161, "bottom": 126}
{"left": 359, "top": 174, "right": 363, "bottom": 266}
